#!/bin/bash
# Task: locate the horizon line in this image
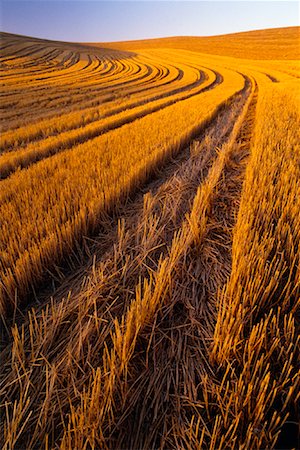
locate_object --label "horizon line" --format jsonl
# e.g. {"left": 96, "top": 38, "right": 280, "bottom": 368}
{"left": 1, "top": 24, "right": 299, "bottom": 45}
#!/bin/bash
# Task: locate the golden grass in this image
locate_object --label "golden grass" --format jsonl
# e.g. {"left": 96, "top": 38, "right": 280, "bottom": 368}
{"left": 0, "top": 59, "right": 244, "bottom": 316}
{"left": 96, "top": 26, "right": 300, "bottom": 60}
{"left": 0, "top": 56, "right": 209, "bottom": 177}
{"left": 0, "top": 27, "right": 299, "bottom": 449}
{"left": 176, "top": 79, "right": 300, "bottom": 450}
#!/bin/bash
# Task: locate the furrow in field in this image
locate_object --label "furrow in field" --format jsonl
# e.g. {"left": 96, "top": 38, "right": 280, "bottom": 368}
{"left": 1, "top": 49, "right": 95, "bottom": 83}
{"left": 104, "top": 78, "right": 258, "bottom": 450}
{"left": 0, "top": 53, "right": 107, "bottom": 95}
{"left": 0, "top": 62, "right": 125, "bottom": 125}
{"left": 0, "top": 38, "right": 26, "bottom": 55}
{"left": 0, "top": 56, "right": 157, "bottom": 126}
{"left": 0, "top": 54, "right": 187, "bottom": 139}
{"left": 0, "top": 66, "right": 245, "bottom": 317}
{"left": 0, "top": 62, "right": 184, "bottom": 152}
{"left": 42, "top": 75, "right": 253, "bottom": 305}
{"left": 3, "top": 48, "right": 70, "bottom": 74}
{"left": 1, "top": 52, "right": 136, "bottom": 93}
{"left": 1, "top": 47, "right": 126, "bottom": 86}
{"left": 0, "top": 57, "right": 114, "bottom": 104}
{"left": 0, "top": 67, "right": 156, "bottom": 131}
{"left": 0, "top": 73, "right": 255, "bottom": 449}
{"left": 0, "top": 50, "right": 73, "bottom": 79}
{"left": 1, "top": 49, "right": 108, "bottom": 91}
{"left": 205, "top": 78, "right": 299, "bottom": 449}
{"left": 0, "top": 59, "right": 203, "bottom": 153}
{"left": 0, "top": 48, "right": 67, "bottom": 79}
{"left": 0, "top": 65, "right": 215, "bottom": 179}
{"left": 0, "top": 43, "right": 48, "bottom": 63}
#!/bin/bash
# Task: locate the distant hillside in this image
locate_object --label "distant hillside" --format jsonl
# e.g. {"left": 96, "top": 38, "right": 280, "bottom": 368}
{"left": 92, "top": 27, "right": 300, "bottom": 60}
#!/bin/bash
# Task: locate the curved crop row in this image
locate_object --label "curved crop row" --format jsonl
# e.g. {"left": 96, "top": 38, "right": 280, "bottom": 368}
{"left": 0, "top": 64, "right": 210, "bottom": 176}
{"left": 0, "top": 73, "right": 255, "bottom": 449}
{"left": 0, "top": 64, "right": 245, "bottom": 316}
{"left": 0, "top": 50, "right": 201, "bottom": 149}
{"left": 1, "top": 49, "right": 182, "bottom": 131}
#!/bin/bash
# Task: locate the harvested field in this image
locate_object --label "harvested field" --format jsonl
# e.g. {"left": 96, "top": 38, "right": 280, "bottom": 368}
{"left": 0, "top": 26, "right": 299, "bottom": 449}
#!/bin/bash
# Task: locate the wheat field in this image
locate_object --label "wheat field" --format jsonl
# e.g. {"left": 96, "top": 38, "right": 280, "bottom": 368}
{"left": 0, "top": 26, "right": 299, "bottom": 449}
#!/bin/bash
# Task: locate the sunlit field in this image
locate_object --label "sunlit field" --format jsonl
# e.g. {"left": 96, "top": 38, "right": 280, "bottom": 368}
{"left": 0, "top": 26, "right": 299, "bottom": 449}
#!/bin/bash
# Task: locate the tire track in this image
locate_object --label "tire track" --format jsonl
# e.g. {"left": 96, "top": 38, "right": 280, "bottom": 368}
{"left": 0, "top": 74, "right": 255, "bottom": 449}
{"left": 105, "top": 78, "right": 259, "bottom": 450}
{"left": 31, "top": 75, "right": 252, "bottom": 312}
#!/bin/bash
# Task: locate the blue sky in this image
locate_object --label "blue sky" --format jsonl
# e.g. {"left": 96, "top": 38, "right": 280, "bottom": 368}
{"left": 0, "top": 1, "right": 299, "bottom": 42}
